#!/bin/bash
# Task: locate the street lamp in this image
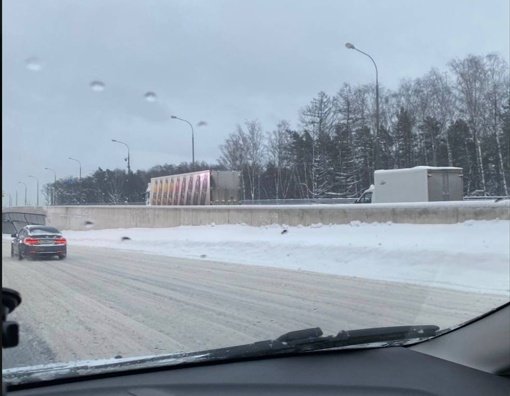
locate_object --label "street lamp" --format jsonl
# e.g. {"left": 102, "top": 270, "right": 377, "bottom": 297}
{"left": 28, "top": 175, "right": 40, "bottom": 206}
{"left": 18, "top": 181, "right": 27, "bottom": 206}
{"left": 111, "top": 139, "right": 131, "bottom": 173}
{"left": 2, "top": 192, "right": 12, "bottom": 207}
{"left": 68, "top": 157, "right": 82, "bottom": 179}
{"left": 45, "top": 168, "right": 57, "bottom": 205}
{"left": 44, "top": 167, "right": 57, "bottom": 183}
{"left": 170, "top": 115, "right": 195, "bottom": 170}
{"left": 345, "top": 42, "right": 380, "bottom": 171}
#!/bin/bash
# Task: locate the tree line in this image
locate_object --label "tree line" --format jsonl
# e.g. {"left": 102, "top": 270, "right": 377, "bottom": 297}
{"left": 44, "top": 52, "right": 509, "bottom": 205}
{"left": 43, "top": 162, "right": 223, "bottom": 205}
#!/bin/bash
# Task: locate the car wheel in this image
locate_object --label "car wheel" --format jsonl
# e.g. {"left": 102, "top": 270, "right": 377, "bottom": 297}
{"left": 58, "top": 254, "right": 66, "bottom": 260}
{"left": 11, "top": 245, "right": 14, "bottom": 257}
{"left": 18, "top": 249, "right": 23, "bottom": 261}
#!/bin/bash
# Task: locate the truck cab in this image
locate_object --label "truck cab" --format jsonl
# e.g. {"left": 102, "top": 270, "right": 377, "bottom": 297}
{"left": 354, "top": 185, "right": 374, "bottom": 204}
{"left": 145, "top": 183, "right": 151, "bottom": 206}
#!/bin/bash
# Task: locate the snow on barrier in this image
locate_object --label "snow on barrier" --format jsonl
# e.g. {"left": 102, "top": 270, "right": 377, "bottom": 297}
{"left": 9, "top": 200, "right": 506, "bottom": 230}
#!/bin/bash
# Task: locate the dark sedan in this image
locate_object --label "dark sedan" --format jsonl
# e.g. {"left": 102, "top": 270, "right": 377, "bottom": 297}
{"left": 11, "top": 225, "right": 67, "bottom": 260}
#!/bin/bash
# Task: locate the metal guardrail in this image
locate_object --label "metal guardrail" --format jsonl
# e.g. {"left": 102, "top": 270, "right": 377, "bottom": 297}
{"left": 2, "top": 212, "right": 47, "bottom": 234}
{"left": 463, "top": 196, "right": 509, "bottom": 201}
{"left": 240, "top": 198, "right": 357, "bottom": 205}
{"left": 47, "top": 202, "right": 147, "bottom": 206}
{"left": 4, "top": 197, "right": 507, "bottom": 209}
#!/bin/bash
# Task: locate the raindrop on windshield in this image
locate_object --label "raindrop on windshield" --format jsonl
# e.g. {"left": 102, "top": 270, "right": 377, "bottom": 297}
{"left": 144, "top": 92, "right": 157, "bottom": 102}
{"left": 25, "top": 57, "right": 43, "bottom": 71}
{"left": 90, "top": 81, "right": 106, "bottom": 92}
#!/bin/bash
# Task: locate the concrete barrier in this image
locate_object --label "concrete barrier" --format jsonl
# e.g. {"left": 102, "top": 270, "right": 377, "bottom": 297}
{"left": 4, "top": 201, "right": 503, "bottom": 231}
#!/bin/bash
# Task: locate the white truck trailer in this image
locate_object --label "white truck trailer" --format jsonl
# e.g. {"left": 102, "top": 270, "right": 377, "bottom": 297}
{"left": 145, "top": 170, "right": 241, "bottom": 206}
{"left": 355, "top": 166, "right": 464, "bottom": 204}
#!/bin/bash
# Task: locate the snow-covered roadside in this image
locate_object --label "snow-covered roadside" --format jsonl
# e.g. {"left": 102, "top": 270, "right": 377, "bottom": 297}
{"left": 9, "top": 220, "right": 502, "bottom": 296}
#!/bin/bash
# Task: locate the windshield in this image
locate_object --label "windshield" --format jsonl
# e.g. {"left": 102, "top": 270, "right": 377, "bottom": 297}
{"left": 2, "top": 0, "right": 509, "bottom": 384}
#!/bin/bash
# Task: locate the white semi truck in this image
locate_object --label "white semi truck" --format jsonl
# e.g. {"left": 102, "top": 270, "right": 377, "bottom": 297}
{"left": 145, "top": 170, "right": 241, "bottom": 206}
{"left": 355, "top": 166, "right": 464, "bottom": 204}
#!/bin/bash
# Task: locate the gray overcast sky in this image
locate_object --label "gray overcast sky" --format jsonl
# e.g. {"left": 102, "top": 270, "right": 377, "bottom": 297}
{"left": 2, "top": 0, "right": 509, "bottom": 205}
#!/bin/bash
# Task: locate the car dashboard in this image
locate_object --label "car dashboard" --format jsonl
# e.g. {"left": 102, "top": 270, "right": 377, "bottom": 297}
{"left": 5, "top": 346, "right": 509, "bottom": 396}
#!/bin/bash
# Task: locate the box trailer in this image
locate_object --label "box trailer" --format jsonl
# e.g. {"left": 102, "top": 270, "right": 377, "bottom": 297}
{"left": 145, "top": 170, "right": 241, "bottom": 206}
{"left": 355, "top": 166, "right": 464, "bottom": 204}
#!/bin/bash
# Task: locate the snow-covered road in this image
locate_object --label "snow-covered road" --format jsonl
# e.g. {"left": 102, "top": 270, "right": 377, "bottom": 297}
{"left": 62, "top": 220, "right": 510, "bottom": 296}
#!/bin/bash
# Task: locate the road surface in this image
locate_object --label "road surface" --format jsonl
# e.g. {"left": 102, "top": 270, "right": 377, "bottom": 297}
{"left": 2, "top": 240, "right": 507, "bottom": 369}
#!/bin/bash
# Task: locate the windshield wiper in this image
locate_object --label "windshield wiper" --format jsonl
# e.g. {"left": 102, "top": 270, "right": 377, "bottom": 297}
{"left": 279, "top": 325, "right": 439, "bottom": 347}
{"left": 3, "top": 325, "right": 439, "bottom": 386}
{"left": 210, "top": 325, "right": 440, "bottom": 360}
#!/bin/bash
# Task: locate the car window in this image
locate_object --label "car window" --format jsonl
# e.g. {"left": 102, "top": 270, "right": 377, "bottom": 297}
{"left": 29, "top": 227, "right": 60, "bottom": 235}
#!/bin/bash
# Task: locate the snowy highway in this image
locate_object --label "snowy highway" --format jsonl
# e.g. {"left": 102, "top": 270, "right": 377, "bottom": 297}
{"left": 3, "top": 229, "right": 508, "bottom": 369}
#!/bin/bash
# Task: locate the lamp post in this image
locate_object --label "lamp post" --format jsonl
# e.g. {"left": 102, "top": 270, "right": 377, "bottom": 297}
{"left": 45, "top": 168, "right": 57, "bottom": 205}
{"left": 18, "top": 182, "right": 27, "bottom": 206}
{"left": 170, "top": 115, "right": 195, "bottom": 170}
{"left": 345, "top": 42, "right": 380, "bottom": 171}
{"left": 2, "top": 192, "right": 12, "bottom": 207}
{"left": 68, "top": 157, "right": 82, "bottom": 179}
{"left": 28, "top": 175, "right": 40, "bottom": 206}
{"left": 44, "top": 167, "right": 57, "bottom": 183}
{"left": 111, "top": 139, "right": 131, "bottom": 173}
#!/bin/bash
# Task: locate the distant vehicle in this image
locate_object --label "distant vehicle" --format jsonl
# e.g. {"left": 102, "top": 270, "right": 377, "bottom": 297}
{"left": 355, "top": 166, "right": 464, "bottom": 204}
{"left": 354, "top": 185, "right": 375, "bottom": 203}
{"left": 11, "top": 225, "right": 67, "bottom": 260}
{"left": 145, "top": 170, "right": 241, "bottom": 206}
